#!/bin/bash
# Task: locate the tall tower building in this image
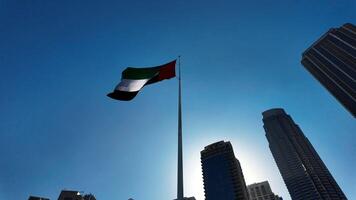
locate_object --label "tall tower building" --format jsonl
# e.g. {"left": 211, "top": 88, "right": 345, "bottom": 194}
{"left": 247, "top": 181, "right": 282, "bottom": 200}
{"left": 28, "top": 197, "right": 50, "bottom": 200}
{"left": 301, "top": 23, "right": 356, "bottom": 117}
{"left": 201, "top": 141, "right": 249, "bottom": 200}
{"left": 174, "top": 197, "right": 196, "bottom": 200}
{"left": 262, "top": 108, "right": 347, "bottom": 200}
{"left": 57, "top": 190, "right": 96, "bottom": 200}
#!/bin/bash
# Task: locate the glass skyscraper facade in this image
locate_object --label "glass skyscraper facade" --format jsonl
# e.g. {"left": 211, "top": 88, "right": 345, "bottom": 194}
{"left": 262, "top": 108, "right": 347, "bottom": 200}
{"left": 201, "top": 141, "right": 249, "bottom": 200}
{"left": 301, "top": 23, "right": 356, "bottom": 117}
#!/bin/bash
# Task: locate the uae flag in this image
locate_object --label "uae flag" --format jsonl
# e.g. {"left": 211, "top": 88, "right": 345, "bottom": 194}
{"left": 107, "top": 60, "right": 176, "bottom": 101}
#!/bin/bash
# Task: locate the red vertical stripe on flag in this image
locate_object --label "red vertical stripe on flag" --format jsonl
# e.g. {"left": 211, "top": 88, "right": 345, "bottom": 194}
{"left": 158, "top": 60, "right": 176, "bottom": 81}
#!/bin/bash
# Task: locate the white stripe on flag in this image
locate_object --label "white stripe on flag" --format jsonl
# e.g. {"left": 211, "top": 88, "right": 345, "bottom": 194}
{"left": 115, "top": 79, "right": 150, "bottom": 92}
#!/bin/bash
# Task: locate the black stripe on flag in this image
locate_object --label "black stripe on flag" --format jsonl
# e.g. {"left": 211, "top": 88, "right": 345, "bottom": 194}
{"left": 107, "top": 90, "right": 139, "bottom": 101}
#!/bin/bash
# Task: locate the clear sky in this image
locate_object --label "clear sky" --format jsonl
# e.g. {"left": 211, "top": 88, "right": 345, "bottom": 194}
{"left": 0, "top": 0, "right": 355, "bottom": 199}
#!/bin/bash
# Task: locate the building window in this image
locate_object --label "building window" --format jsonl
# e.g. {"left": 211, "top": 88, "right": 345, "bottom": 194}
{"left": 256, "top": 187, "right": 261, "bottom": 196}
{"left": 261, "top": 185, "right": 267, "bottom": 195}
{"left": 251, "top": 188, "right": 256, "bottom": 198}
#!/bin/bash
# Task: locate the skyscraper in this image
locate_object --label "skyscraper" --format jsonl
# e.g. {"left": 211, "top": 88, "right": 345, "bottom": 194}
{"left": 83, "top": 194, "right": 96, "bottom": 200}
{"left": 174, "top": 197, "right": 196, "bottom": 200}
{"left": 262, "top": 108, "right": 347, "bottom": 200}
{"left": 28, "top": 196, "right": 50, "bottom": 200}
{"left": 201, "top": 141, "right": 249, "bottom": 200}
{"left": 57, "top": 190, "right": 96, "bottom": 200}
{"left": 301, "top": 23, "right": 356, "bottom": 117}
{"left": 247, "top": 181, "right": 282, "bottom": 200}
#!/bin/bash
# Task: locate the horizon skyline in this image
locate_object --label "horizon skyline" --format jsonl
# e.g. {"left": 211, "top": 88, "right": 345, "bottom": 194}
{"left": 25, "top": 121, "right": 350, "bottom": 200}
{"left": 1, "top": 1, "right": 355, "bottom": 200}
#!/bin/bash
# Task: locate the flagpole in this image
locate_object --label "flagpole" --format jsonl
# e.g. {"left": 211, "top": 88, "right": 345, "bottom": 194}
{"left": 177, "top": 55, "right": 184, "bottom": 200}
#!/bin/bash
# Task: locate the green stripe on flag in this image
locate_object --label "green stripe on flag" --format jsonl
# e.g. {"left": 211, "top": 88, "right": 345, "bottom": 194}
{"left": 122, "top": 67, "right": 160, "bottom": 80}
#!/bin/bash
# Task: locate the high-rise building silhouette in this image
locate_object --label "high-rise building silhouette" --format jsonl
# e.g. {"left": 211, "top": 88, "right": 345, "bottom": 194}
{"left": 28, "top": 196, "right": 50, "bottom": 200}
{"left": 83, "top": 194, "right": 96, "bottom": 200}
{"left": 57, "top": 190, "right": 96, "bottom": 200}
{"left": 201, "top": 141, "right": 249, "bottom": 200}
{"left": 247, "top": 181, "right": 282, "bottom": 200}
{"left": 174, "top": 197, "right": 196, "bottom": 200}
{"left": 301, "top": 23, "right": 356, "bottom": 117}
{"left": 262, "top": 108, "right": 347, "bottom": 200}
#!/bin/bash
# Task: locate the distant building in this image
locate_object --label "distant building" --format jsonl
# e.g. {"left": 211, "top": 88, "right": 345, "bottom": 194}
{"left": 201, "top": 141, "right": 249, "bottom": 200}
{"left": 83, "top": 194, "right": 96, "bottom": 200}
{"left": 28, "top": 196, "right": 50, "bottom": 200}
{"left": 262, "top": 108, "right": 347, "bottom": 200}
{"left": 173, "top": 197, "right": 196, "bottom": 200}
{"left": 301, "top": 23, "right": 356, "bottom": 117}
{"left": 57, "top": 190, "right": 81, "bottom": 200}
{"left": 57, "top": 190, "right": 96, "bottom": 200}
{"left": 247, "top": 181, "right": 282, "bottom": 200}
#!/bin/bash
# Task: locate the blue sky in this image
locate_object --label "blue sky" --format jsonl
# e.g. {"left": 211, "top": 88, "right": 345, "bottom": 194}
{"left": 0, "top": 0, "right": 355, "bottom": 199}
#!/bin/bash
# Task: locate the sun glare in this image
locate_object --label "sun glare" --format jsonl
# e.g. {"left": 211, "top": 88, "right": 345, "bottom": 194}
{"left": 182, "top": 127, "right": 281, "bottom": 200}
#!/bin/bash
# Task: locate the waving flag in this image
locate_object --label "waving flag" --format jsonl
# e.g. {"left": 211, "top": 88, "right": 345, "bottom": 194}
{"left": 107, "top": 60, "right": 176, "bottom": 101}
